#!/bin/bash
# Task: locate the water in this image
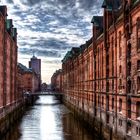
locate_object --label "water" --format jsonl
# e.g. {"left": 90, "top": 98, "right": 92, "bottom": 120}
{"left": 3, "top": 96, "right": 98, "bottom": 140}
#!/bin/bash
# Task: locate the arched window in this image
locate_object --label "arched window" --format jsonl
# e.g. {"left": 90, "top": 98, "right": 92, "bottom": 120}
{"left": 119, "top": 99, "right": 122, "bottom": 112}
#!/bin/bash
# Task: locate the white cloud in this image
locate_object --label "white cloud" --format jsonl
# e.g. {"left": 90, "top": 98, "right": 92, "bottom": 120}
{"left": 1, "top": 0, "right": 103, "bottom": 83}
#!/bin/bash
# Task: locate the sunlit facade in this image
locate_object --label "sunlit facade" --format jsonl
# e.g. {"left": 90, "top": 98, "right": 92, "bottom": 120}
{"left": 0, "top": 6, "right": 18, "bottom": 108}
{"left": 61, "top": 0, "right": 140, "bottom": 139}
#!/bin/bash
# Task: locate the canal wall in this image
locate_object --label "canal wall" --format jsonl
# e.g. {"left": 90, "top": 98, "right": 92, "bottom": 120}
{"left": 0, "top": 102, "right": 23, "bottom": 137}
{"left": 0, "top": 97, "right": 36, "bottom": 138}
{"left": 63, "top": 98, "right": 127, "bottom": 140}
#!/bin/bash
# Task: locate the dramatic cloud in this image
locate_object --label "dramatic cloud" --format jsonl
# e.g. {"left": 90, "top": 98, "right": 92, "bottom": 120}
{"left": 1, "top": 0, "right": 103, "bottom": 83}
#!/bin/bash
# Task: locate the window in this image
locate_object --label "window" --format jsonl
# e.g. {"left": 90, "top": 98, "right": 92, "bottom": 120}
{"left": 137, "top": 17, "right": 140, "bottom": 50}
{"left": 127, "top": 80, "right": 131, "bottom": 93}
{"left": 119, "top": 65, "right": 122, "bottom": 74}
{"left": 126, "top": 24, "right": 130, "bottom": 39}
{"left": 98, "top": 95, "right": 100, "bottom": 107}
{"left": 107, "top": 81, "right": 109, "bottom": 92}
{"left": 127, "top": 43, "right": 131, "bottom": 57}
{"left": 136, "top": 127, "right": 140, "bottom": 136}
{"left": 112, "top": 80, "right": 114, "bottom": 90}
{"left": 137, "top": 60, "right": 140, "bottom": 70}
{"left": 137, "top": 17, "right": 140, "bottom": 29}
{"left": 128, "top": 99, "right": 131, "bottom": 118}
{"left": 119, "top": 119, "right": 122, "bottom": 126}
{"left": 138, "top": 77, "right": 140, "bottom": 92}
{"left": 138, "top": 38, "right": 140, "bottom": 50}
{"left": 113, "top": 117, "right": 115, "bottom": 124}
{"left": 136, "top": 102, "right": 140, "bottom": 118}
{"left": 119, "top": 99, "right": 122, "bottom": 112}
{"left": 112, "top": 98, "right": 114, "bottom": 110}
{"left": 107, "top": 95, "right": 109, "bottom": 111}
{"left": 127, "top": 122, "right": 131, "bottom": 134}
{"left": 106, "top": 114, "right": 109, "bottom": 124}
{"left": 119, "top": 79, "right": 122, "bottom": 89}
{"left": 119, "top": 46, "right": 122, "bottom": 58}
{"left": 119, "top": 31, "right": 121, "bottom": 48}
{"left": 127, "top": 62, "right": 131, "bottom": 76}
{"left": 102, "top": 96, "right": 104, "bottom": 107}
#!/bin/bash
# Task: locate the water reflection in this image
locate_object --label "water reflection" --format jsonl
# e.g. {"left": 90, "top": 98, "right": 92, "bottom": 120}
{"left": 3, "top": 96, "right": 97, "bottom": 140}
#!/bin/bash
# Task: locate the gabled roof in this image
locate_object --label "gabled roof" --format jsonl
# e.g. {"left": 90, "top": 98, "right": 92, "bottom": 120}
{"left": 6, "top": 19, "right": 13, "bottom": 30}
{"left": 102, "top": 0, "right": 121, "bottom": 11}
{"left": 62, "top": 39, "right": 92, "bottom": 63}
{"left": 71, "top": 47, "right": 80, "bottom": 55}
{"left": 91, "top": 16, "right": 103, "bottom": 28}
{"left": 18, "top": 63, "right": 33, "bottom": 73}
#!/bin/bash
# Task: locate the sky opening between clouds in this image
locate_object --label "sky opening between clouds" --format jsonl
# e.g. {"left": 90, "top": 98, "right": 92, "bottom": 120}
{"left": 1, "top": 0, "right": 103, "bottom": 84}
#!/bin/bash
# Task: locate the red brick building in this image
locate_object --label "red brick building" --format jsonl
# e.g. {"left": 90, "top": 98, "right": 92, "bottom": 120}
{"left": 51, "top": 69, "right": 62, "bottom": 92}
{"left": 0, "top": 6, "right": 18, "bottom": 109}
{"left": 17, "top": 63, "right": 40, "bottom": 93}
{"left": 61, "top": 0, "right": 140, "bottom": 139}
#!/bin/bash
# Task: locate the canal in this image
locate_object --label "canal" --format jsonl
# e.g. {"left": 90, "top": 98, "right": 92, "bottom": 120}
{"left": 2, "top": 95, "right": 98, "bottom": 140}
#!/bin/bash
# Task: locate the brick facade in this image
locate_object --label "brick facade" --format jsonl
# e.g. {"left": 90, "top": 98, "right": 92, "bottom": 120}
{"left": 61, "top": 1, "right": 140, "bottom": 139}
{"left": 17, "top": 63, "right": 40, "bottom": 93}
{"left": 51, "top": 69, "right": 62, "bottom": 92}
{"left": 0, "top": 6, "right": 18, "bottom": 109}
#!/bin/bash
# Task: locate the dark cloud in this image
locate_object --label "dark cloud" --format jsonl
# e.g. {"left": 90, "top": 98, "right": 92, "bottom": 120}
{"left": 2, "top": 0, "right": 103, "bottom": 82}
{"left": 19, "top": 48, "right": 61, "bottom": 58}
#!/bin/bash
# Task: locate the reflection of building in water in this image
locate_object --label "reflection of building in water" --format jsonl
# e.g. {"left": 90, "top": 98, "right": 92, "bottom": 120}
{"left": 62, "top": 114, "right": 95, "bottom": 140}
{"left": 60, "top": 1, "right": 140, "bottom": 140}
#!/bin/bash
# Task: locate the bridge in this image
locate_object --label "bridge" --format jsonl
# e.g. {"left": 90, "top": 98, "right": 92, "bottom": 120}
{"left": 30, "top": 92, "right": 63, "bottom": 96}
{"left": 25, "top": 92, "right": 64, "bottom": 105}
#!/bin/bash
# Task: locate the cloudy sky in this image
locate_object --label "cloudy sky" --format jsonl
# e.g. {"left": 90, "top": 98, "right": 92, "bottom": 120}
{"left": 1, "top": 0, "right": 103, "bottom": 84}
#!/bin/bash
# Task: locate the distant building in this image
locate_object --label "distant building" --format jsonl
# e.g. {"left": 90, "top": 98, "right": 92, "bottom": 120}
{"left": 41, "top": 83, "right": 48, "bottom": 91}
{"left": 29, "top": 55, "right": 41, "bottom": 90}
{"left": 18, "top": 63, "right": 40, "bottom": 93}
{"left": 51, "top": 69, "right": 62, "bottom": 92}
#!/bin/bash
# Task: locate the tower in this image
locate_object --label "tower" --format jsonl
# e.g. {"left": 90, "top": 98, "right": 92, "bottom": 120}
{"left": 29, "top": 55, "right": 41, "bottom": 90}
